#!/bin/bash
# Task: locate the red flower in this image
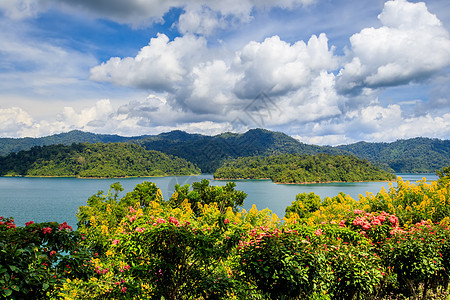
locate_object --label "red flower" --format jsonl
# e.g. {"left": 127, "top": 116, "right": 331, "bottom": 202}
{"left": 224, "top": 218, "right": 230, "bottom": 225}
{"left": 25, "top": 221, "right": 34, "bottom": 226}
{"left": 42, "top": 227, "right": 52, "bottom": 234}
{"left": 58, "top": 222, "right": 73, "bottom": 231}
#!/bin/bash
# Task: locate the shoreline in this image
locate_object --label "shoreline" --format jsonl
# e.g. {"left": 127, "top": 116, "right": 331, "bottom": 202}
{"left": 0, "top": 173, "right": 202, "bottom": 179}
{"left": 214, "top": 177, "right": 396, "bottom": 184}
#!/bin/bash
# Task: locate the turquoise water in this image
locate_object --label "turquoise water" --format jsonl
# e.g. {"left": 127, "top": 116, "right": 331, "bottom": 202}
{"left": 0, "top": 173, "right": 438, "bottom": 228}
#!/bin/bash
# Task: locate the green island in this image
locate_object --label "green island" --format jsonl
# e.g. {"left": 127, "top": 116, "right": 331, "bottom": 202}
{"left": 214, "top": 153, "right": 395, "bottom": 183}
{"left": 0, "top": 143, "right": 200, "bottom": 178}
{"left": 1, "top": 167, "right": 450, "bottom": 299}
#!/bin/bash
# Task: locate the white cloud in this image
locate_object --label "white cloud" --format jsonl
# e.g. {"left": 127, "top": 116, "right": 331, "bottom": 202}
{"left": 0, "top": 107, "right": 34, "bottom": 137}
{"left": 178, "top": 7, "right": 225, "bottom": 36}
{"left": 292, "top": 104, "right": 450, "bottom": 145}
{"left": 0, "top": 0, "right": 315, "bottom": 29}
{"left": 0, "top": 0, "right": 42, "bottom": 19}
{"left": 1, "top": 0, "right": 449, "bottom": 146}
{"left": 233, "top": 34, "right": 337, "bottom": 98}
{"left": 338, "top": 0, "right": 450, "bottom": 93}
{"left": 90, "top": 34, "right": 207, "bottom": 91}
{"left": 60, "top": 99, "right": 115, "bottom": 128}
{"left": 90, "top": 32, "right": 339, "bottom": 125}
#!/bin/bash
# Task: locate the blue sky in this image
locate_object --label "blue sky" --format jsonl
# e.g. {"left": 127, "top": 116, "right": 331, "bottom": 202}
{"left": 0, "top": 0, "right": 449, "bottom": 145}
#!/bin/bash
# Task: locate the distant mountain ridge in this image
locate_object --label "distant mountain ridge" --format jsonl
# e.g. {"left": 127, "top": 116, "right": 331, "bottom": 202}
{"left": 335, "top": 137, "right": 450, "bottom": 173}
{"left": 0, "top": 129, "right": 448, "bottom": 173}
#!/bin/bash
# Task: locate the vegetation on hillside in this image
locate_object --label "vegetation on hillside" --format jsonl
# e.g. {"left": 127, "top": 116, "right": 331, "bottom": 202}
{"left": 0, "top": 143, "right": 200, "bottom": 178}
{"left": 214, "top": 153, "right": 395, "bottom": 183}
{"left": 0, "top": 129, "right": 448, "bottom": 173}
{"left": 335, "top": 137, "right": 450, "bottom": 173}
{"left": 1, "top": 167, "right": 450, "bottom": 299}
{"left": 136, "top": 128, "right": 333, "bottom": 172}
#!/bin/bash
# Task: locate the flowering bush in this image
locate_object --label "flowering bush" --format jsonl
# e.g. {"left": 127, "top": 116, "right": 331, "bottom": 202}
{"left": 361, "top": 177, "right": 450, "bottom": 225}
{"left": 4, "top": 172, "right": 450, "bottom": 299}
{"left": 380, "top": 222, "right": 450, "bottom": 298}
{"left": 0, "top": 218, "right": 90, "bottom": 299}
{"left": 237, "top": 226, "right": 328, "bottom": 299}
{"left": 337, "top": 210, "right": 399, "bottom": 244}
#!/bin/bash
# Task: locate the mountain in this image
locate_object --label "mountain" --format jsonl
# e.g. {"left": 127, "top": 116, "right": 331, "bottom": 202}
{"left": 0, "top": 129, "right": 448, "bottom": 173}
{"left": 335, "top": 137, "right": 450, "bottom": 173}
{"left": 0, "top": 143, "right": 200, "bottom": 178}
{"left": 135, "top": 128, "right": 338, "bottom": 172}
{"left": 0, "top": 130, "right": 149, "bottom": 156}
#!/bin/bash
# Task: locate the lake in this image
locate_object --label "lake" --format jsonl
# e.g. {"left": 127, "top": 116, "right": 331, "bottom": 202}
{"left": 0, "top": 173, "right": 438, "bottom": 228}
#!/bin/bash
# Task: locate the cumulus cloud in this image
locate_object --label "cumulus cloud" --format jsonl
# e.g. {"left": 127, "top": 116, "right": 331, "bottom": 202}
{"left": 1, "top": 0, "right": 449, "bottom": 146}
{"left": 90, "top": 34, "right": 207, "bottom": 91}
{"left": 233, "top": 34, "right": 337, "bottom": 98}
{"left": 0, "top": 107, "right": 34, "bottom": 137}
{"left": 337, "top": 0, "right": 450, "bottom": 93}
{"left": 91, "top": 33, "right": 338, "bottom": 124}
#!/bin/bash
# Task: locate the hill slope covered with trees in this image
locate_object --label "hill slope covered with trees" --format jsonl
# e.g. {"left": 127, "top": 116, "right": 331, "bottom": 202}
{"left": 0, "top": 143, "right": 200, "bottom": 178}
{"left": 0, "top": 129, "right": 448, "bottom": 173}
{"left": 214, "top": 153, "right": 395, "bottom": 183}
{"left": 135, "top": 129, "right": 335, "bottom": 172}
{"left": 335, "top": 137, "right": 450, "bottom": 173}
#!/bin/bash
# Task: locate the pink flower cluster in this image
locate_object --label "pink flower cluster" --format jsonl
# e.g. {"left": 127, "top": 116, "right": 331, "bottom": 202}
{"left": 168, "top": 216, "right": 180, "bottom": 226}
{"left": 95, "top": 266, "right": 109, "bottom": 275}
{"left": 341, "top": 210, "right": 399, "bottom": 232}
{"left": 119, "top": 265, "right": 130, "bottom": 273}
{"left": 238, "top": 227, "right": 290, "bottom": 250}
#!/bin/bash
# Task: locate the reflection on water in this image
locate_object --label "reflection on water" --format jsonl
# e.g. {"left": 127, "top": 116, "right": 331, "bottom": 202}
{"left": 0, "top": 173, "right": 438, "bottom": 228}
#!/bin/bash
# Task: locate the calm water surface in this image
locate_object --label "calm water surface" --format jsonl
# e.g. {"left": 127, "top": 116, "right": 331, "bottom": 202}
{"left": 0, "top": 173, "right": 438, "bottom": 228}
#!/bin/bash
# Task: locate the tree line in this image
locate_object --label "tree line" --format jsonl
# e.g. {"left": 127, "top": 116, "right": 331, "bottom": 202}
{"left": 214, "top": 153, "right": 395, "bottom": 183}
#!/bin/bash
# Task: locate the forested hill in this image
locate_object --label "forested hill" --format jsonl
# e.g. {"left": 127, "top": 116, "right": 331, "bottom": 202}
{"left": 0, "top": 129, "right": 448, "bottom": 173}
{"left": 335, "top": 137, "right": 450, "bottom": 173}
{"left": 214, "top": 153, "right": 395, "bottom": 183}
{"left": 134, "top": 129, "right": 336, "bottom": 172}
{"left": 0, "top": 130, "right": 149, "bottom": 156}
{"left": 0, "top": 143, "right": 200, "bottom": 178}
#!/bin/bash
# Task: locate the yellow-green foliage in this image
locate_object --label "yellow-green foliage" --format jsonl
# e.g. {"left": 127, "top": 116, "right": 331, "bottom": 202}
{"left": 361, "top": 177, "right": 450, "bottom": 226}
{"left": 56, "top": 172, "right": 450, "bottom": 299}
{"left": 285, "top": 176, "right": 450, "bottom": 228}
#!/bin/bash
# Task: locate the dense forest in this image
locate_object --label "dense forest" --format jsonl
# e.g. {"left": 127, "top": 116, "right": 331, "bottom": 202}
{"left": 336, "top": 137, "right": 450, "bottom": 173}
{"left": 0, "top": 143, "right": 200, "bottom": 178}
{"left": 214, "top": 153, "right": 395, "bottom": 183}
{"left": 0, "top": 128, "right": 448, "bottom": 173}
{"left": 135, "top": 129, "right": 332, "bottom": 172}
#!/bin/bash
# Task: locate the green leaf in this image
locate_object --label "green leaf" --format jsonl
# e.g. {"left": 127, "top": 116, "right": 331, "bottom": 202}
{"left": 4, "top": 289, "right": 12, "bottom": 297}
{"left": 11, "top": 285, "right": 20, "bottom": 292}
{"left": 42, "top": 283, "right": 49, "bottom": 290}
{"left": 9, "top": 265, "right": 18, "bottom": 272}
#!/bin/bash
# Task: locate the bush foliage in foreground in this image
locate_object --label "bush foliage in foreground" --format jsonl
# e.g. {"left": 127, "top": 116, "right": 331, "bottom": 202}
{"left": 1, "top": 167, "right": 450, "bottom": 299}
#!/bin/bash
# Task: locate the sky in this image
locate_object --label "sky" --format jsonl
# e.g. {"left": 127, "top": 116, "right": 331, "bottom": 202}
{"left": 0, "top": 0, "right": 449, "bottom": 145}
